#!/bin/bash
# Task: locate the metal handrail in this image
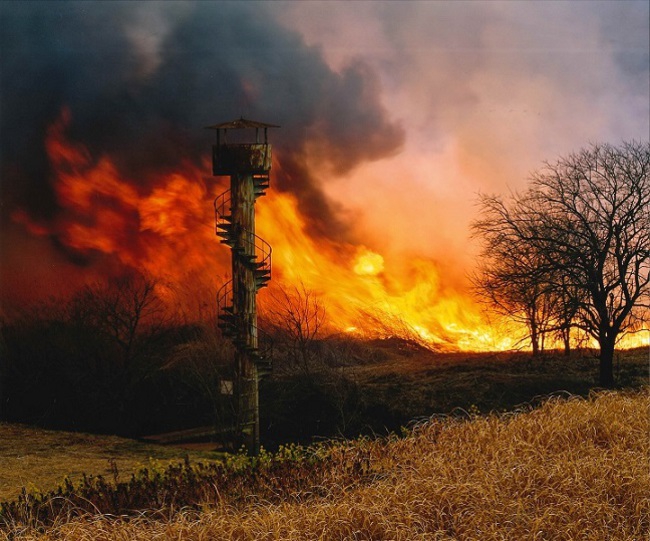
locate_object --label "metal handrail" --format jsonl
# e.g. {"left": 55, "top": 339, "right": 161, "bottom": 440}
{"left": 216, "top": 280, "right": 273, "bottom": 365}
{"left": 216, "top": 280, "right": 233, "bottom": 317}
{"left": 214, "top": 189, "right": 272, "bottom": 280}
{"left": 251, "top": 233, "right": 272, "bottom": 278}
{"left": 214, "top": 189, "right": 231, "bottom": 235}
{"left": 214, "top": 180, "right": 273, "bottom": 376}
{"left": 255, "top": 325, "right": 274, "bottom": 364}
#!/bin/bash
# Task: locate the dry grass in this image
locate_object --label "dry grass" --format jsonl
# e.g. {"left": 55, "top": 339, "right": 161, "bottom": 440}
{"left": 0, "top": 423, "right": 219, "bottom": 502}
{"left": 5, "top": 389, "right": 648, "bottom": 540}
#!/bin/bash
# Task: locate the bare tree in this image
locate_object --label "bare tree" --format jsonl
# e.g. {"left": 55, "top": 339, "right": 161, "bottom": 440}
{"left": 526, "top": 142, "right": 650, "bottom": 386}
{"left": 472, "top": 202, "right": 556, "bottom": 355}
{"left": 70, "top": 273, "right": 168, "bottom": 366}
{"left": 263, "top": 283, "right": 326, "bottom": 374}
{"left": 474, "top": 142, "right": 649, "bottom": 386}
{"left": 0, "top": 272, "right": 175, "bottom": 432}
{"left": 68, "top": 271, "right": 172, "bottom": 413}
{"left": 546, "top": 273, "right": 583, "bottom": 356}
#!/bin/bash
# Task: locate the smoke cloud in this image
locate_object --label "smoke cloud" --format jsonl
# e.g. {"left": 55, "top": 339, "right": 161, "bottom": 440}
{"left": 1, "top": 0, "right": 647, "bottom": 336}
{"left": 0, "top": 1, "right": 404, "bottom": 244}
{"left": 280, "top": 0, "right": 649, "bottom": 266}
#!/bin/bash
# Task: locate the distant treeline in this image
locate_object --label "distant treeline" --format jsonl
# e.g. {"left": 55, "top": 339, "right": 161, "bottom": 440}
{"left": 0, "top": 275, "right": 385, "bottom": 445}
{"left": 2, "top": 265, "right": 647, "bottom": 446}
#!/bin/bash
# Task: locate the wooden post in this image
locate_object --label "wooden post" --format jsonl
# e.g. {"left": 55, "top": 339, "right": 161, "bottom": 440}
{"left": 231, "top": 171, "right": 260, "bottom": 455}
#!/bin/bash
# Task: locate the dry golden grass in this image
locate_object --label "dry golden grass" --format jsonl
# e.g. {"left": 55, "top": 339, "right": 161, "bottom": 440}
{"left": 5, "top": 389, "right": 648, "bottom": 540}
{"left": 0, "top": 423, "right": 219, "bottom": 502}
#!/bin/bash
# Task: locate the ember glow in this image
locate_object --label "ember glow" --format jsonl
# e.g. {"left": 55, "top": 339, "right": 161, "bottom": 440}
{"left": 1, "top": 2, "right": 648, "bottom": 352}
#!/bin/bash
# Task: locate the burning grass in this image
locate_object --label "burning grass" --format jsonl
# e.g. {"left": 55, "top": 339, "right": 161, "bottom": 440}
{"left": 2, "top": 388, "right": 647, "bottom": 540}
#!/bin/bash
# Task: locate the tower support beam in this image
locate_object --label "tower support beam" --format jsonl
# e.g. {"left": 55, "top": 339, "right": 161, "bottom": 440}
{"left": 231, "top": 171, "right": 259, "bottom": 454}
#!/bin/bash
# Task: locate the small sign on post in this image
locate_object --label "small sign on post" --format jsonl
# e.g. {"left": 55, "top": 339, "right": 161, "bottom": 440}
{"left": 220, "top": 380, "right": 234, "bottom": 396}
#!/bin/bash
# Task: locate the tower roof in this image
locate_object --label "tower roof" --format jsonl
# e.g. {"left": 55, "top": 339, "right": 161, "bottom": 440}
{"left": 205, "top": 117, "right": 280, "bottom": 130}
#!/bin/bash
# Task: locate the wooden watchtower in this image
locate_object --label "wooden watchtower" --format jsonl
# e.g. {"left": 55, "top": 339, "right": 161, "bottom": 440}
{"left": 206, "top": 117, "right": 278, "bottom": 455}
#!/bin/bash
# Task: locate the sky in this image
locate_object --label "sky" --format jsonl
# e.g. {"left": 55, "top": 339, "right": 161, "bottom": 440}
{"left": 281, "top": 0, "right": 649, "bottom": 259}
{"left": 0, "top": 1, "right": 648, "bottom": 346}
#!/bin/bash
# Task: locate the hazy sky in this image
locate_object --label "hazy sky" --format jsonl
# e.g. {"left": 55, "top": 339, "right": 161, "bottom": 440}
{"left": 1, "top": 1, "right": 648, "bottom": 329}
{"left": 280, "top": 0, "right": 649, "bottom": 261}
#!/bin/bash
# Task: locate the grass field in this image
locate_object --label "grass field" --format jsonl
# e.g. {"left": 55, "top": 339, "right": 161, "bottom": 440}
{"left": 1, "top": 346, "right": 648, "bottom": 539}
{"left": 0, "top": 424, "right": 220, "bottom": 502}
{"left": 352, "top": 345, "right": 649, "bottom": 418}
{"left": 2, "top": 388, "right": 647, "bottom": 540}
{"left": 260, "top": 344, "right": 649, "bottom": 444}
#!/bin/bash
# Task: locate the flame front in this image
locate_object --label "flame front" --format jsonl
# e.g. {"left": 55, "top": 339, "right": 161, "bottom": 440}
{"left": 256, "top": 186, "right": 510, "bottom": 350}
{"left": 11, "top": 110, "right": 647, "bottom": 353}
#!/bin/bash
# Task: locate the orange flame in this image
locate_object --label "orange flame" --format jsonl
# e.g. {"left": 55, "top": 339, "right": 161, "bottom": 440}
{"left": 8, "top": 108, "right": 519, "bottom": 350}
{"left": 41, "top": 109, "right": 226, "bottom": 278}
{"left": 19, "top": 109, "right": 646, "bottom": 353}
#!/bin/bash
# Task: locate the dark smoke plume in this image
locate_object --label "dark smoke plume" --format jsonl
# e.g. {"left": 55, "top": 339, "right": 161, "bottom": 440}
{"left": 0, "top": 1, "right": 404, "bottom": 246}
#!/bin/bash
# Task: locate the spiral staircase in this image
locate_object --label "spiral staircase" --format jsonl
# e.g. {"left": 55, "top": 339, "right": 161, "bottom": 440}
{"left": 215, "top": 173, "right": 273, "bottom": 377}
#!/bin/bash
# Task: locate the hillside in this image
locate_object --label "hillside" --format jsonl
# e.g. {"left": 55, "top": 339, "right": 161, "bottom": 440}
{"left": 3, "top": 389, "right": 648, "bottom": 540}
{"left": 260, "top": 345, "right": 649, "bottom": 444}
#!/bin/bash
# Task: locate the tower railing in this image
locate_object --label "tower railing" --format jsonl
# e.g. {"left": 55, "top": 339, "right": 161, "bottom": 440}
{"left": 216, "top": 280, "right": 273, "bottom": 376}
{"left": 213, "top": 189, "right": 272, "bottom": 285}
{"left": 212, "top": 143, "right": 272, "bottom": 175}
{"left": 213, "top": 190, "right": 231, "bottom": 236}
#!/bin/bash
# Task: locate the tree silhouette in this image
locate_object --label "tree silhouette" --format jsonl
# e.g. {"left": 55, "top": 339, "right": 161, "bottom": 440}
{"left": 66, "top": 272, "right": 173, "bottom": 423}
{"left": 472, "top": 198, "right": 556, "bottom": 355}
{"left": 264, "top": 283, "right": 326, "bottom": 375}
{"left": 474, "top": 142, "right": 649, "bottom": 385}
